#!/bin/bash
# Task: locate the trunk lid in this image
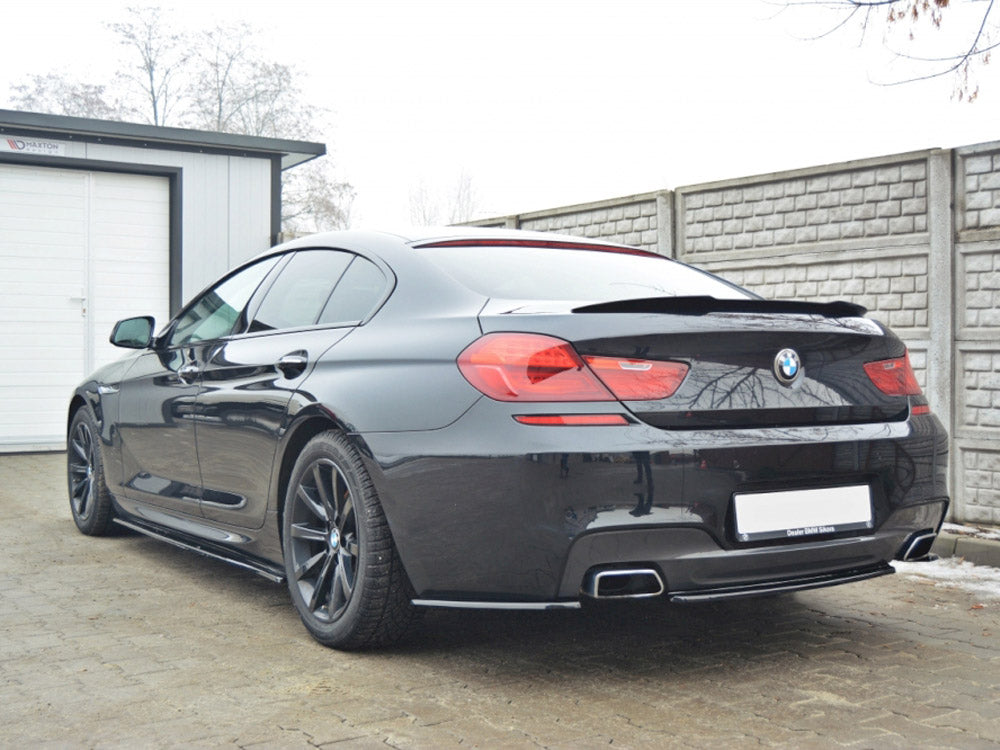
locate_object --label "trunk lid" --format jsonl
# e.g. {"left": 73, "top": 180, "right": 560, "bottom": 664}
{"left": 478, "top": 298, "right": 910, "bottom": 429}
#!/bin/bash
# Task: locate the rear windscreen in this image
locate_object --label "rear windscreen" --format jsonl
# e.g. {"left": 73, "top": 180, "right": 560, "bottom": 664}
{"left": 420, "top": 246, "right": 753, "bottom": 302}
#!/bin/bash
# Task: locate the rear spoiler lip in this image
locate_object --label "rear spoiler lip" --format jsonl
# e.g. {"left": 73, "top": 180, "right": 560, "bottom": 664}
{"left": 572, "top": 296, "right": 868, "bottom": 318}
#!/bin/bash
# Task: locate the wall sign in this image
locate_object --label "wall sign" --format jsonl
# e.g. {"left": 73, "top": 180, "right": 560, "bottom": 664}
{"left": 2, "top": 136, "right": 67, "bottom": 156}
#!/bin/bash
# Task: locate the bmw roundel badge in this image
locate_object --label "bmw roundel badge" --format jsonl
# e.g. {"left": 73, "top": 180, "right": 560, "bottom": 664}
{"left": 773, "top": 348, "right": 802, "bottom": 386}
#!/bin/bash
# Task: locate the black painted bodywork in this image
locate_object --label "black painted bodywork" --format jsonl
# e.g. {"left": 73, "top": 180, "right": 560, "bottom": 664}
{"left": 69, "top": 228, "right": 949, "bottom": 606}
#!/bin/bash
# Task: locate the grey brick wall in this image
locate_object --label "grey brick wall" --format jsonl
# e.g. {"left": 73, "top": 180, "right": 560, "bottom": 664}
{"left": 960, "top": 449, "right": 1000, "bottom": 524}
{"left": 962, "top": 148, "right": 1000, "bottom": 231}
{"left": 682, "top": 162, "right": 927, "bottom": 255}
{"left": 955, "top": 144, "right": 1000, "bottom": 525}
{"left": 962, "top": 250, "right": 1000, "bottom": 329}
{"left": 960, "top": 352, "right": 1000, "bottom": 430}
{"left": 719, "top": 256, "right": 929, "bottom": 331}
{"left": 470, "top": 142, "right": 1000, "bottom": 526}
{"left": 514, "top": 195, "right": 660, "bottom": 252}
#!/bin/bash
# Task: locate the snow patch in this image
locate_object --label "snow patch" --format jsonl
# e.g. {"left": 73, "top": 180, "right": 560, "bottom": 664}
{"left": 892, "top": 558, "right": 1000, "bottom": 602}
{"left": 941, "top": 522, "right": 1000, "bottom": 541}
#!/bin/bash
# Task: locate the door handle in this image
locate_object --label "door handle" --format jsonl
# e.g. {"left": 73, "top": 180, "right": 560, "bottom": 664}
{"left": 69, "top": 289, "right": 87, "bottom": 317}
{"left": 178, "top": 363, "right": 200, "bottom": 383}
{"left": 277, "top": 352, "right": 308, "bottom": 379}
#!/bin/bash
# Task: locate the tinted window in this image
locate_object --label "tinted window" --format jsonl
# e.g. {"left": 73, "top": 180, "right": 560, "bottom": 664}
{"left": 420, "top": 247, "right": 751, "bottom": 301}
{"left": 317, "top": 257, "right": 388, "bottom": 325}
{"left": 169, "top": 257, "right": 279, "bottom": 347}
{"left": 249, "top": 250, "right": 352, "bottom": 332}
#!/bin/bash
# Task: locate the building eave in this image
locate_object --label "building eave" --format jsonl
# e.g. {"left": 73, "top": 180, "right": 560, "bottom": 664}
{"left": 0, "top": 108, "right": 325, "bottom": 169}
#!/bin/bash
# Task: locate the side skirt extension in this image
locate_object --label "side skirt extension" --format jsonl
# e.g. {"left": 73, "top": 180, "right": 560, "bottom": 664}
{"left": 113, "top": 517, "right": 286, "bottom": 583}
{"left": 412, "top": 599, "right": 581, "bottom": 610}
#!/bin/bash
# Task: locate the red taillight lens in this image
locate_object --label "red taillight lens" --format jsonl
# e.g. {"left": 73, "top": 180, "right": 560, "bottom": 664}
{"left": 458, "top": 333, "right": 689, "bottom": 403}
{"left": 583, "top": 356, "right": 689, "bottom": 400}
{"left": 457, "top": 333, "right": 614, "bottom": 401}
{"left": 863, "top": 351, "right": 922, "bottom": 396}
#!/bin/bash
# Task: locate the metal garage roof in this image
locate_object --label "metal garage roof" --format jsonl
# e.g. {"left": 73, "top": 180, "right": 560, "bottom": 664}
{"left": 0, "top": 109, "right": 325, "bottom": 169}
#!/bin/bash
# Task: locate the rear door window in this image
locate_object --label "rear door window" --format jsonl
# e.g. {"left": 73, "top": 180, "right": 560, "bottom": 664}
{"left": 248, "top": 250, "right": 353, "bottom": 332}
{"left": 317, "top": 257, "right": 388, "bottom": 326}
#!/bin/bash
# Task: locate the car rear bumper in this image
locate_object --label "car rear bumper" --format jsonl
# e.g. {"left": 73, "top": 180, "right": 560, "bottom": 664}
{"left": 359, "top": 401, "right": 949, "bottom": 604}
{"left": 558, "top": 499, "right": 944, "bottom": 601}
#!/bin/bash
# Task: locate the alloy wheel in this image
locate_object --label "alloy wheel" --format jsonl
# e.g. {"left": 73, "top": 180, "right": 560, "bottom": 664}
{"left": 287, "top": 458, "right": 359, "bottom": 622}
{"left": 68, "top": 421, "right": 96, "bottom": 520}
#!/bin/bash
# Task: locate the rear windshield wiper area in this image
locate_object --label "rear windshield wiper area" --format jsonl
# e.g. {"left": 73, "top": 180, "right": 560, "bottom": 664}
{"left": 573, "top": 296, "right": 868, "bottom": 318}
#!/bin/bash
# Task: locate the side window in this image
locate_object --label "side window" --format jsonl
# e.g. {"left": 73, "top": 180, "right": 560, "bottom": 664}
{"left": 249, "top": 250, "right": 352, "bottom": 332}
{"left": 317, "top": 257, "right": 388, "bottom": 326}
{"left": 168, "top": 257, "right": 279, "bottom": 347}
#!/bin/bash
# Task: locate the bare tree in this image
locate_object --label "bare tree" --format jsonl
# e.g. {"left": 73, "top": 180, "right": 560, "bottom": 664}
{"left": 9, "top": 74, "right": 125, "bottom": 120}
{"left": 187, "top": 22, "right": 254, "bottom": 133}
{"left": 777, "top": 0, "right": 997, "bottom": 100}
{"left": 107, "top": 6, "right": 188, "bottom": 125}
{"left": 6, "top": 7, "right": 353, "bottom": 234}
{"left": 180, "top": 24, "right": 347, "bottom": 234}
{"left": 409, "top": 172, "right": 481, "bottom": 226}
{"left": 178, "top": 23, "right": 347, "bottom": 235}
{"left": 186, "top": 27, "right": 312, "bottom": 140}
{"left": 448, "top": 170, "right": 479, "bottom": 224}
{"left": 282, "top": 160, "right": 355, "bottom": 235}
{"left": 409, "top": 180, "right": 442, "bottom": 226}
{"left": 230, "top": 62, "right": 306, "bottom": 139}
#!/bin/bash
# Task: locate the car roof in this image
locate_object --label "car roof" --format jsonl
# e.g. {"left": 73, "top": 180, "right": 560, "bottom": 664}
{"left": 237, "top": 228, "right": 656, "bottom": 293}
{"left": 272, "top": 226, "right": 640, "bottom": 252}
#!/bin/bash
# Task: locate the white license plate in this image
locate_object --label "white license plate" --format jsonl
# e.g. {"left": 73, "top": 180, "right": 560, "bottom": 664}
{"left": 733, "top": 485, "right": 873, "bottom": 543}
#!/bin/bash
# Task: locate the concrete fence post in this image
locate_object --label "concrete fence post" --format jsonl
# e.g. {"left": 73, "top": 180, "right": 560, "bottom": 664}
{"left": 926, "top": 150, "right": 956, "bottom": 516}
{"left": 656, "top": 191, "right": 673, "bottom": 258}
{"left": 926, "top": 149, "right": 954, "bottom": 416}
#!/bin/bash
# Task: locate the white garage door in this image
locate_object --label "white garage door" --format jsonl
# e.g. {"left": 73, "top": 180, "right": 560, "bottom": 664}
{"left": 0, "top": 163, "right": 170, "bottom": 451}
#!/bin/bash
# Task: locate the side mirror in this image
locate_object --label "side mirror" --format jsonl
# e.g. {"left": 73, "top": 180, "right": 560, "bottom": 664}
{"left": 110, "top": 316, "right": 155, "bottom": 349}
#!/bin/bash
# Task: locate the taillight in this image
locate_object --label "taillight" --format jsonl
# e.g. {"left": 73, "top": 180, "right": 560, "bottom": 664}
{"left": 457, "top": 333, "right": 614, "bottom": 401}
{"left": 584, "top": 356, "right": 689, "bottom": 400}
{"left": 863, "top": 351, "right": 922, "bottom": 396}
{"left": 457, "top": 333, "right": 689, "bottom": 403}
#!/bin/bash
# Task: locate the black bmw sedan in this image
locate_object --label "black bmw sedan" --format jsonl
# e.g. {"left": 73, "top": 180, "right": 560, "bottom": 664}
{"left": 67, "top": 228, "right": 949, "bottom": 649}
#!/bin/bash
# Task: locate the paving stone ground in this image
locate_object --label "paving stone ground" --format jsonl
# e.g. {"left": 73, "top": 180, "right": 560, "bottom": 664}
{"left": 1, "top": 452, "right": 998, "bottom": 749}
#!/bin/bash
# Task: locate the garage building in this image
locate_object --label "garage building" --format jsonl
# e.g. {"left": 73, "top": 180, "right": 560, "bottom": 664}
{"left": 0, "top": 109, "right": 324, "bottom": 452}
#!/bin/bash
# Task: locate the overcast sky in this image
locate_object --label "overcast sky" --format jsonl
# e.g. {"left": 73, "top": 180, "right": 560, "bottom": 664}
{"left": 2, "top": 0, "right": 998, "bottom": 227}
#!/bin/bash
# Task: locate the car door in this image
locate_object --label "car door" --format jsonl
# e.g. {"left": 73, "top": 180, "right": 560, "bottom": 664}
{"left": 197, "top": 249, "right": 381, "bottom": 528}
{"left": 116, "top": 256, "right": 280, "bottom": 517}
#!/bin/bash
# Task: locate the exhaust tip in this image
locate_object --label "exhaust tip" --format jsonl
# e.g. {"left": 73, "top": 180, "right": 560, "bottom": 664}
{"left": 897, "top": 529, "right": 937, "bottom": 561}
{"left": 582, "top": 567, "right": 665, "bottom": 599}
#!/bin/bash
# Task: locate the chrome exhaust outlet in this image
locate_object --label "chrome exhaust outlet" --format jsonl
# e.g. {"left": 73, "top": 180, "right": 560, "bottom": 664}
{"left": 897, "top": 530, "right": 938, "bottom": 561}
{"left": 582, "top": 568, "right": 665, "bottom": 599}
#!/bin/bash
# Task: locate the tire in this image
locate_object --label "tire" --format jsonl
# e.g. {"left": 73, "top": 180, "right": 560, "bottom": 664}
{"left": 282, "top": 431, "right": 417, "bottom": 649}
{"left": 67, "top": 407, "right": 116, "bottom": 536}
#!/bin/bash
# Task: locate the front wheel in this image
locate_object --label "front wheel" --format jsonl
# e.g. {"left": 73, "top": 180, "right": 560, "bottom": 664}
{"left": 67, "top": 407, "right": 116, "bottom": 535}
{"left": 282, "top": 431, "right": 416, "bottom": 649}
